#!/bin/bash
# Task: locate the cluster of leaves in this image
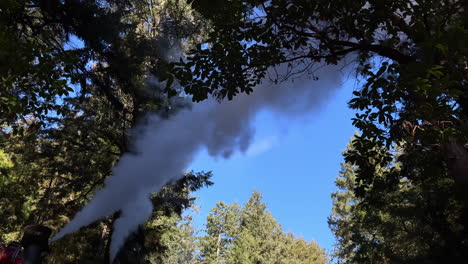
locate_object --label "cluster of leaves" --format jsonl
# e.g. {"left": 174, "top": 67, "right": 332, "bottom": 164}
{"left": 1, "top": 0, "right": 129, "bottom": 126}
{"left": 174, "top": 0, "right": 462, "bottom": 101}
{"left": 0, "top": 0, "right": 207, "bottom": 129}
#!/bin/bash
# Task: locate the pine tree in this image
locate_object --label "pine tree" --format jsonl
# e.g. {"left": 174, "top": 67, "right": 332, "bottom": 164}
{"left": 329, "top": 138, "right": 466, "bottom": 263}
{"left": 146, "top": 210, "right": 200, "bottom": 264}
{"left": 201, "top": 201, "right": 240, "bottom": 264}
{"left": 200, "top": 191, "right": 328, "bottom": 264}
{"left": 228, "top": 191, "right": 285, "bottom": 264}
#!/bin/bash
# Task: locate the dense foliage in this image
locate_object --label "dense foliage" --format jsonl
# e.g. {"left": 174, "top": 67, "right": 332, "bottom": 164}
{"left": 330, "top": 139, "right": 465, "bottom": 263}
{"left": 202, "top": 191, "right": 328, "bottom": 264}
{"left": 0, "top": 106, "right": 213, "bottom": 263}
{"left": 0, "top": 1, "right": 213, "bottom": 262}
{"left": 0, "top": 0, "right": 205, "bottom": 128}
{"left": 1, "top": 0, "right": 467, "bottom": 262}
{"left": 160, "top": 191, "right": 328, "bottom": 264}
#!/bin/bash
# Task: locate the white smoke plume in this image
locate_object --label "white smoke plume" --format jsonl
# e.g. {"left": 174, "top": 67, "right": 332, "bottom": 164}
{"left": 52, "top": 61, "right": 345, "bottom": 262}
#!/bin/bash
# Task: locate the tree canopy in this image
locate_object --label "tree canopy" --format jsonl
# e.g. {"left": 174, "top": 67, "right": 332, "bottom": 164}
{"left": 0, "top": 0, "right": 205, "bottom": 129}
{"left": 330, "top": 138, "right": 466, "bottom": 263}
{"left": 199, "top": 191, "right": 328, "bottom": 264}
{"left": 1, "top": 0, "right": 467, "bottom": 262}
{"left": 1, "top": 2, "right": 213, "bottom": 262}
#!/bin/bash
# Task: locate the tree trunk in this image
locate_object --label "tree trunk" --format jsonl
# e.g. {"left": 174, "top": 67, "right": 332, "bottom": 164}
{"left": 216, "top": 232, "right": 222, "bottom": 263}
{"left": 445, "top": 137, "right": 468, "bottom": 255}
{"left": 446, "top": 137, "right": 468, "bottom": 203}
{"left": 97, "top": 222, "right": 110, "bottom": 257}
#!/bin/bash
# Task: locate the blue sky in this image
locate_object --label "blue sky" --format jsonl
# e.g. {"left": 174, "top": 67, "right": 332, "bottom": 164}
{"left": 189, "top": 78, "right": 357, "bottom": 253}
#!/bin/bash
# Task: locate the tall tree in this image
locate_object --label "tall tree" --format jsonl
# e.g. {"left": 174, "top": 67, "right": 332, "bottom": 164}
{"left": 228, "top": 191, "right": 287, "bottom": 264}
{"left": 201, "top": 191, "right": 328, "bottom": 264}
{"left": 329, "top": 138, "right": 466, "bottom": 263}
{"left": 155, "top": 211, "right": 201, "bottom": 264}
{"left": 201, "top": 201, "right": 241, "bottom": 263}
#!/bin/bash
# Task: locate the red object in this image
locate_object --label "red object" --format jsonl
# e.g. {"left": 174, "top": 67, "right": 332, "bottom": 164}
{"left": 0, "top": 243, "right": 24, "bottom": 264}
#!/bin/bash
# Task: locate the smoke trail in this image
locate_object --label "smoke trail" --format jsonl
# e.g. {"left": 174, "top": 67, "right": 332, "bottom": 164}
{"left": 52, "top": 61, "right": 345, "bottom": 262}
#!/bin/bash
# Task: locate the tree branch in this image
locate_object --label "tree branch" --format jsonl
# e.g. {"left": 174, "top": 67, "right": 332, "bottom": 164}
{"left": 295, "top": 24, "right": 416, "bottom": 64}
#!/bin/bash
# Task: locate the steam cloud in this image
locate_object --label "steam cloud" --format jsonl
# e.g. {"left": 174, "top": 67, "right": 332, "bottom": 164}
{"left": 52, "top": 62, "right": 344, "bottom": 262}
